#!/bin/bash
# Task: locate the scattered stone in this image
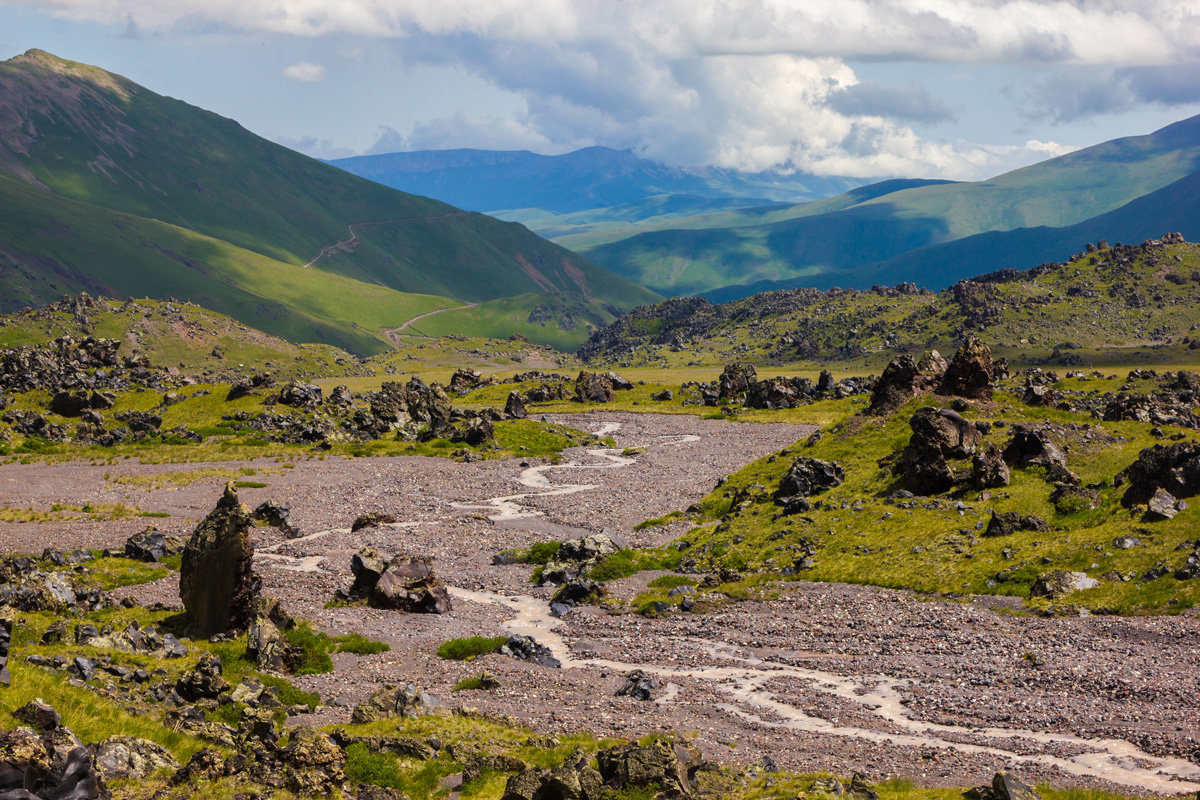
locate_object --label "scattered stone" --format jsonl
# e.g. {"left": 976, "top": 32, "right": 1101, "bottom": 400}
{"left": 1145, "top": 487, "right": 1181, "bottom": 520}
{"left": 1030, "top": 570, "right": 1099, "bottom": 598}
{"left": 615, "top": 670, "right": 659, "bottom": 701}
{"left": 983, "top": 511, "right": 1050, "bottom": 537}
{"left": 89, "top": 736, "right": 178, "bottom": 780}
{"left": 179, "top": 483, "right": 260, "bottom": 637}
{"left": 775, "top": 457, "right": 845, "bottom": 500}
{"left": 123, "top": 528, "right": 184, "bottom": 563}
{"left": 972, "top": 446, "right": 1011, "bottom": 489}
{"left": 14, "top": 699, "right": 61, "bottom": 732}
{"left": 351, "top": 512, "right": 396, "bottom": 533}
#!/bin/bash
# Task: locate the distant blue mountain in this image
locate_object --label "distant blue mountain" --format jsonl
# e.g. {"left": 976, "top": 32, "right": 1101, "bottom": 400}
{"left": 329, "top": 146, "right": 868, "bottom": 214}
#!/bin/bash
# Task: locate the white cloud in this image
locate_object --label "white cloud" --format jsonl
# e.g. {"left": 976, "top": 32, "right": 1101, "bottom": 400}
{"left": 14, "top": 0, "right": 1199, "bottom": 176}
{"left": 282, "top": 61, "right": 325, "bottom": 82}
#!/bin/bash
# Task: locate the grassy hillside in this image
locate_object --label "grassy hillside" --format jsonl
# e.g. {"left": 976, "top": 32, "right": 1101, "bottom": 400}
{"left": 577, "top": 117, "right": 1200, "bottom": 296}
{"left": 578, "top": 237, "right": 1200, "bottom": 370}
{"left": 0, "top": 49, "right": 655, "bottom": 350}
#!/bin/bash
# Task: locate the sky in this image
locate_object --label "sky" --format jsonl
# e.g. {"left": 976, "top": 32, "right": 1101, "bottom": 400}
{"left": 3, "top": 1, "right": 1200, "bottom": 181}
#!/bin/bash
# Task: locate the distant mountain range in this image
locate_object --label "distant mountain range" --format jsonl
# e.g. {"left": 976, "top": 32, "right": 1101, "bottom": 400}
{"left": 330, "top": 146, "right": 869, "bottom": 215}
{"left": 335, "top": 117, "right": 1200, "bottom": 302}
{"left": 0, "top": 50, "right": 657, "bottom": 353}
{"left": 573, "top": 115, "right": 1200, "bottom": 298}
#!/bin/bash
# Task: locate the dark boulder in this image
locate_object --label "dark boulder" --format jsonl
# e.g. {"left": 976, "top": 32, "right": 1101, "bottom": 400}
{"left": 505, "top": 391, "right": 528, "bottom": 419}
{"left": 574, "top": 371, "right": 615, "bottom": 404}
{"left": 88, "top": 736, "right": 178, "bottom": 781}
{"left": 253, "top": 501, "right": 299, "bottom": 538}
{"left": 499, "top": 635, "right": 560, "bottom": 668}
{"left": 940, "top": 336, "right": 996, "bottom": 400}
{"left": 179, "top": 483, "right": 260, "bottom": 637}
{"left": 774, "top": 457, "right": 845, "bottom": 499}
{"left": 353, "top": 552, "right": 453, "bottom": 614}
{"left": 123, "top": 528, "right": 184, "bottom": 563}
{"left": 596, "top": 740, "right": 702, "bottom": 798}
{"left": 615, "top": 670, "right": 659, "bottom": 701}
{"left": 718, "top": 363, "right": 757, "bottom": 401}
{"left": 868, "top": 355, "right": 919, "bottom": 415}
{"left": 451, "top": 416, "right": 494, "bottom": 447}
{"left": 1115, "top": 441, "right": 1200, "bottom": 507}
{"left": 1003, "top": 427, "right": 1077, "bottom": 484}
{"left": 0, "top": 617, "right": 9, "bottom": 686}
{"left": 276, "top": 381, "right": 322, "bottom": 408}
{"left": 895, "top": 407, "right": 981, "bottom": 495}
{"left": 351, "top": 512, "right": 396, "bottom": 532}
{"left": 983, "top": 512, "right": 1050, "bottom": 537}
{"left": 972, "top": 446, "right": 1011, "bottom": 489}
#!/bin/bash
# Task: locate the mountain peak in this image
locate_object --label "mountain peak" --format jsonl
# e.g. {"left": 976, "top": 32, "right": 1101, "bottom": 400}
{"left": 5, "top": 47, "right": 132, "bottom": 97}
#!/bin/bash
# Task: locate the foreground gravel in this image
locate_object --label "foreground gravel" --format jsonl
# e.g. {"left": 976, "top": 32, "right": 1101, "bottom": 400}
{"left": 3, "top": 411, "right": 1198, "bottom": 795}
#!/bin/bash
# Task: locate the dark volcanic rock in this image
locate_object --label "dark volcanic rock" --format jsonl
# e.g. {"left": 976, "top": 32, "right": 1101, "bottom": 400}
{"left": 175, "top": 652, "right": 230, "bottom": 701}
{"left": 868, "top": 355, "right": 920, "bottom": 415}
{"left": 123, "top": 528, "right": 184, "bottom": 563}
{"left": 896, "top": 407, "right": 981, "bottom": 495}
{"left": 179, "top": 483, "right": 260, "bottom": 637}
{"left": 499, "top": 635, "right": 560, "bottom": 668}
{"left": 574, "top": 371, "right": 615, "bottom": 403}
{"left": 349, "top": 550, "right": 452, "bottom": 614}
{"left": 972, "top": 446, "right": 1010, "bottom": 489}
{"left": 940, "top": 335, "right": 996, "bottom": 400}
{"left": 615, "top": 670, "right": 660, "bottom": 701}
{"left": 504, "top": 391, "right": 528, "bottom": 419}
{"left": 983, "top": 511, "right": 1050, "bottom": 537}
{"left": 1003, "top": 426, "right": 1077, "bottom": 484}
{"left": 350, "top": 684, "right": 434, "bottom": 724}
{"left": 253, "top": 501, "right": 299, "bottom": 538}
{"left": 774, "top": 457, "right": 845, "bottom": 499}
{"left": 0, "top": 617, "right": 9, "bottom": 686}
{"left": 351, "top": 512, "right": 396, "bottom": 532}
{"left": 718, "top": 363, "right": 758, "bottom": 401}
{"left": 89, "top": 736, "right": 178, "bottom": 781}
{"left": 1116, "top": 441, "right": 1200, "bottom": 507}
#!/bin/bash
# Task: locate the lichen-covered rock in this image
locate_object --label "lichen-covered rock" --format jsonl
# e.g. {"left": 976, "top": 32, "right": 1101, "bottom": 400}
{"left": 574, "top": 371, "right": 615, "bottom": 403}
{"left": 895, "top": 407, "right": 981, "bottom": 495}
{"left": 1049, "top": 485, "right": 1102, "bottom": 513}
{"left": 281, "top": 729, "right": 345, "bottom": 796}
{"left": 350, "top": 513, "right": 396, "bottom": 533}
{"left": 350, "top": 684, "right": 434, "bottom": 724}
{"left": 718, "top": 363, "right": 758, "bottom": 401}
{"left": 179, "top": 483, "right": 259, "bottom": 637}
{"left": 1030, "top": 570, "right": 1098, "bottom": 598}
{"left": 253, "top": 501, "right": 299, "bottom": 538}
{"left": 596, "top": 739, "right": 701, "bottom": 797}
{"left": 89, "top": 736, "right": 178, "bottom": 780}
{"left": 371, "top": 556, "right": 453, "bottom": 614}
{"left": 246, "top": 615, "right": 300, "bottom": 672}
{"left": 175, "top": 652, "right": 230, "bottom": 701}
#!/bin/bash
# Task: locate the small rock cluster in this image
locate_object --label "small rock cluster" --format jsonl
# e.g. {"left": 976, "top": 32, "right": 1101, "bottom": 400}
{"left": 346, "top": 547, "right": 453, "bottom": 614}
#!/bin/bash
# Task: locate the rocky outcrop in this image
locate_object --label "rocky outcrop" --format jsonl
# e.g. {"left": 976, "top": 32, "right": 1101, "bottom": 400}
{"left": 252, "top": 501, "right": 299, "bottom": 538}
{"left": 940, "top": 336, "right": 996, "bottom": 400}
{"left": 89, "top": 736, "right": 178, "bottom": 781}
{"left": 179, "top": 483, "right": 260, "bottom": 637}
{"left": 983, "top": 512, "right": 1050, "bottom": 537}
{"left": 346, "top": 549, "right": 452, "bottom": 614}
{"left": 539, "top": 533, "right": 624, "bottom": 586}
{"left": 1002, "top": 426, "right": 1078, "bottom": 484}
{"left": 1115, "top": 442, "right": 1200, "bottom": 510}
{"left": 718, "top": 363, "right": 758, "bottom": 401}
{"left": 502, "top": 753, "right": 602, "bottom": 800}
{"left": 1030, "top": 570, "right": 1098, "bottom": 598}
{"left": 574, "top": 371, "right": 615, "bottom": 403}
{"left": 868, "top": 355, "right": 921, "bottom": 415}
{"left": 0, "top": 616, "right": 9, "bottom": 686}
{"left": 350, "top": 684, "right": 436, "bottom": 724}
{"left": 505, "top": 391, "right": 528, "bottom": 419}
{"left": 0, "top": 707, "right": 109, "bottom": 800}
{"left": 280, "top": 729, "right": 345, "bottom": 796}
{"left": 966, "top": 772, "right": 1043, "bottom": 800}
{"left": 596, "top": 740, "right": 703, "bottom": 798}
{"left": 895, "top": 407, "right": 981, "bottom": 495}
{"left": 774, "top": 457, "right": 845, "bottom": 500}
{"left": 175, "top": 652, "right": 230, "bottom": 701}
{"left": 972, "top": 446, "right": 1010, "bottom": 489}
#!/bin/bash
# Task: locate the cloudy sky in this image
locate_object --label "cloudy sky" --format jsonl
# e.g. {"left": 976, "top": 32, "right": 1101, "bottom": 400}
{"left": 2, "top": 1, "right": 1200, "bottom": 180}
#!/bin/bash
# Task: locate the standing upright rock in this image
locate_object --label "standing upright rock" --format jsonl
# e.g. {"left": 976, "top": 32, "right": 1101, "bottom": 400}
{"left": 180, "top": 483, "right": 260, "bottom": 637}
{"left": 941, "top": 336, "right": 996, "bottom": 400}
{"left": 0, "top": 615, "right": 10, "bottom": 686}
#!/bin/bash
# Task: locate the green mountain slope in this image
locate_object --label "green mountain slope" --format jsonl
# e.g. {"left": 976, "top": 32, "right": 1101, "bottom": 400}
{"left": 579, "top": 117, "right": 1200, "bottom": 296}
{"left": 0, "top": 49, "right": 656, "bottom": 350}
{"left": 578, "top": 237, "right": 1200, "bottom": 369}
